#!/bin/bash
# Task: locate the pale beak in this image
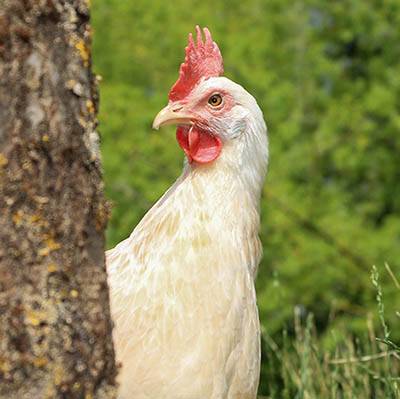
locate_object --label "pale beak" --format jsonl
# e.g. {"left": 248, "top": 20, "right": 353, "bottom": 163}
{"left": 152, "top": 104, "right": 194, "bottom": 130}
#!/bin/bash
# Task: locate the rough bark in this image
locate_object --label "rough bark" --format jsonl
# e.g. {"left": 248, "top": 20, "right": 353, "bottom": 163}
{"left": 0, "top": 1, "right": 118, "bottom": 398}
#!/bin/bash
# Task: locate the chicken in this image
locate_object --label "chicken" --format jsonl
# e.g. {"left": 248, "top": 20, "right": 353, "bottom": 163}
{"left": 106, "top": 26, "right": 269, "bottom": 399}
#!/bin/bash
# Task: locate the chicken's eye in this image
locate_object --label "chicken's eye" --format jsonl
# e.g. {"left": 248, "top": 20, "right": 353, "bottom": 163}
{"left": 208, "top": 94, "right": 223, "bottom": 107}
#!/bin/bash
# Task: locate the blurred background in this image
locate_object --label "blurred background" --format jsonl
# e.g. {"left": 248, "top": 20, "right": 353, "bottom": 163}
{"left": 92, "top": 0, "right": 400, "bottom": 396}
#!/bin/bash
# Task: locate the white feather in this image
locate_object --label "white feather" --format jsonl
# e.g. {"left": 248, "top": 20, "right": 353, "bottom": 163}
{"left": 107, "top": 78, "right": 268, "bottom": 399}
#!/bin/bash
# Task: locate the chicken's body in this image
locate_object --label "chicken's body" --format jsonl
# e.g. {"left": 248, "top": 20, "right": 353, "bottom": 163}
{"left": 107, "top": 28, "right": 268, "bottom": 399}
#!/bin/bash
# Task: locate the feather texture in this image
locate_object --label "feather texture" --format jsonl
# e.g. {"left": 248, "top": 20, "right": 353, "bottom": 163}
{"left": 107, "top": 75, "right": 268, "bottom": 398}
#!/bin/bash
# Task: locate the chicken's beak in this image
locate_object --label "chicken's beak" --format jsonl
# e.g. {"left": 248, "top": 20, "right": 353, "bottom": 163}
{"left": 152, "top": 104, "right": 193, "bottom": 130}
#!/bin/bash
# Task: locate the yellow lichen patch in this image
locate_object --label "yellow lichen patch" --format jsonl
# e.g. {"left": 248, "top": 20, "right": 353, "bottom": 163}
{"left": 45, "top": 238, "right": 61, "bottom": 250}
{"left": 12, "top": 211, "right": 45, "bottom": 227}
{"left": 66, "top": 79, "right": 77, "bottom": 89}
{"left": 75, "top": 38, "right": 90, "bottom": 66}
{"left": 29, "top": 214, "right": 41, "bottom": 224}
{"left": 0, "top": 359, "right": 11, "bottom": 373}
{"left": 0, "top": 153, "right": 8, "bottom": 167}
{"left": 42, "top": 134, "right": 49, "bottom": 142}
{"left": 26, "top": 310, "right": 46, "bottom": 326}
{"left": 33, "top": 357, "right": 48, "bottom": 368}
{"left": 73, "top": 382, "right": 81, "bottom": 391}
{"left": 12, "top": 210, "right": 24, "bottom": 226}
{"left": 86, "top": 99, "right": 95, "bottom": 114}
{"left": 47, "top": 263, "right": 58, "bottom": 273}
{"left": 70, "top": 289, "right": 79, "bottom": 298}
{"left": 38, "top": 238, "right": 61, "bottom": 257}
{"left": 53, "top": 364, "right": 64, "bottom": 386}
{"left": 38, "top": 247, "right": 50, "bottom": 256}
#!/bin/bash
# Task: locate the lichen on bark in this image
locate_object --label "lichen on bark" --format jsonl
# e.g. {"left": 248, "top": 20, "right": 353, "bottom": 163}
{"left": 0, "top": 1, "right": 118, "bottom": 398}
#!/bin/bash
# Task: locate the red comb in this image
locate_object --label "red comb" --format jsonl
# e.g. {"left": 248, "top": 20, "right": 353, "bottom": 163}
{"left": 168, "top": 26, "right": 224, "bottom": 101}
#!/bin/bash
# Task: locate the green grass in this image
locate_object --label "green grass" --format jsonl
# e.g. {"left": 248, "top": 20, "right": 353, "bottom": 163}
{"left": 258, "top": 264, "right": 400, "bottom": 398}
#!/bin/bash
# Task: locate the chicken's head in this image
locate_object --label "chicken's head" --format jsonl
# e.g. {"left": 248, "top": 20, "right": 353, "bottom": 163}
{"left": 153, "top": 26, "right": 267, "bottom": 167}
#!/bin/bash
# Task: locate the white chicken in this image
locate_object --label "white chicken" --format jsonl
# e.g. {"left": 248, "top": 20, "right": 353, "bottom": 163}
{"left": 107, "top": 26, "right": 269, "bottom": 399}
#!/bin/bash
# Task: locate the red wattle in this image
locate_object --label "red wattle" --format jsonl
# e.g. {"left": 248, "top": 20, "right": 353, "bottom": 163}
{"left": 176, "top": 126, "right": 222, "bottom": 164}
{"left": 176, "top": 126, "right": 192, "bottom": 162}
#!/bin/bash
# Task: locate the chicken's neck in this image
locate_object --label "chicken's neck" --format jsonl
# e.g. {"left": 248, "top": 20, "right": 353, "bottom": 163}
{"left": 128, "top": 120, "right": 268, "bottom": 278}
{"left": 182, "top": 119, "right": 268, "bottom": 210}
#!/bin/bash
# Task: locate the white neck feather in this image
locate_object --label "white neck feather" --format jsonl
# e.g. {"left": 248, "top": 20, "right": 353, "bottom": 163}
{"left": 182, "top": 110, "right": 268, "bottom": 211}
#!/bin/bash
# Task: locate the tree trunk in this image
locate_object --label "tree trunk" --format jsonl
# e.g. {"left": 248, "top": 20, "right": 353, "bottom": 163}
{"left": 0, "top": 1, "right": 118, "bottom": 398}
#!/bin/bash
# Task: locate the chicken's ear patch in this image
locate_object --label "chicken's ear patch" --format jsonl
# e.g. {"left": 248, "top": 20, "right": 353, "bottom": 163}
{"left": 169, "top": 26, "right": 224, "bottom": 102}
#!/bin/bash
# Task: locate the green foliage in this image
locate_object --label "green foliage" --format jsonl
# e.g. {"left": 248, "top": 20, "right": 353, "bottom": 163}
{"left": 92, "top": 0, "right": 400, "bottom": 395}
{"left": 258, "top": 265, "right": 400, "bottom": 398}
